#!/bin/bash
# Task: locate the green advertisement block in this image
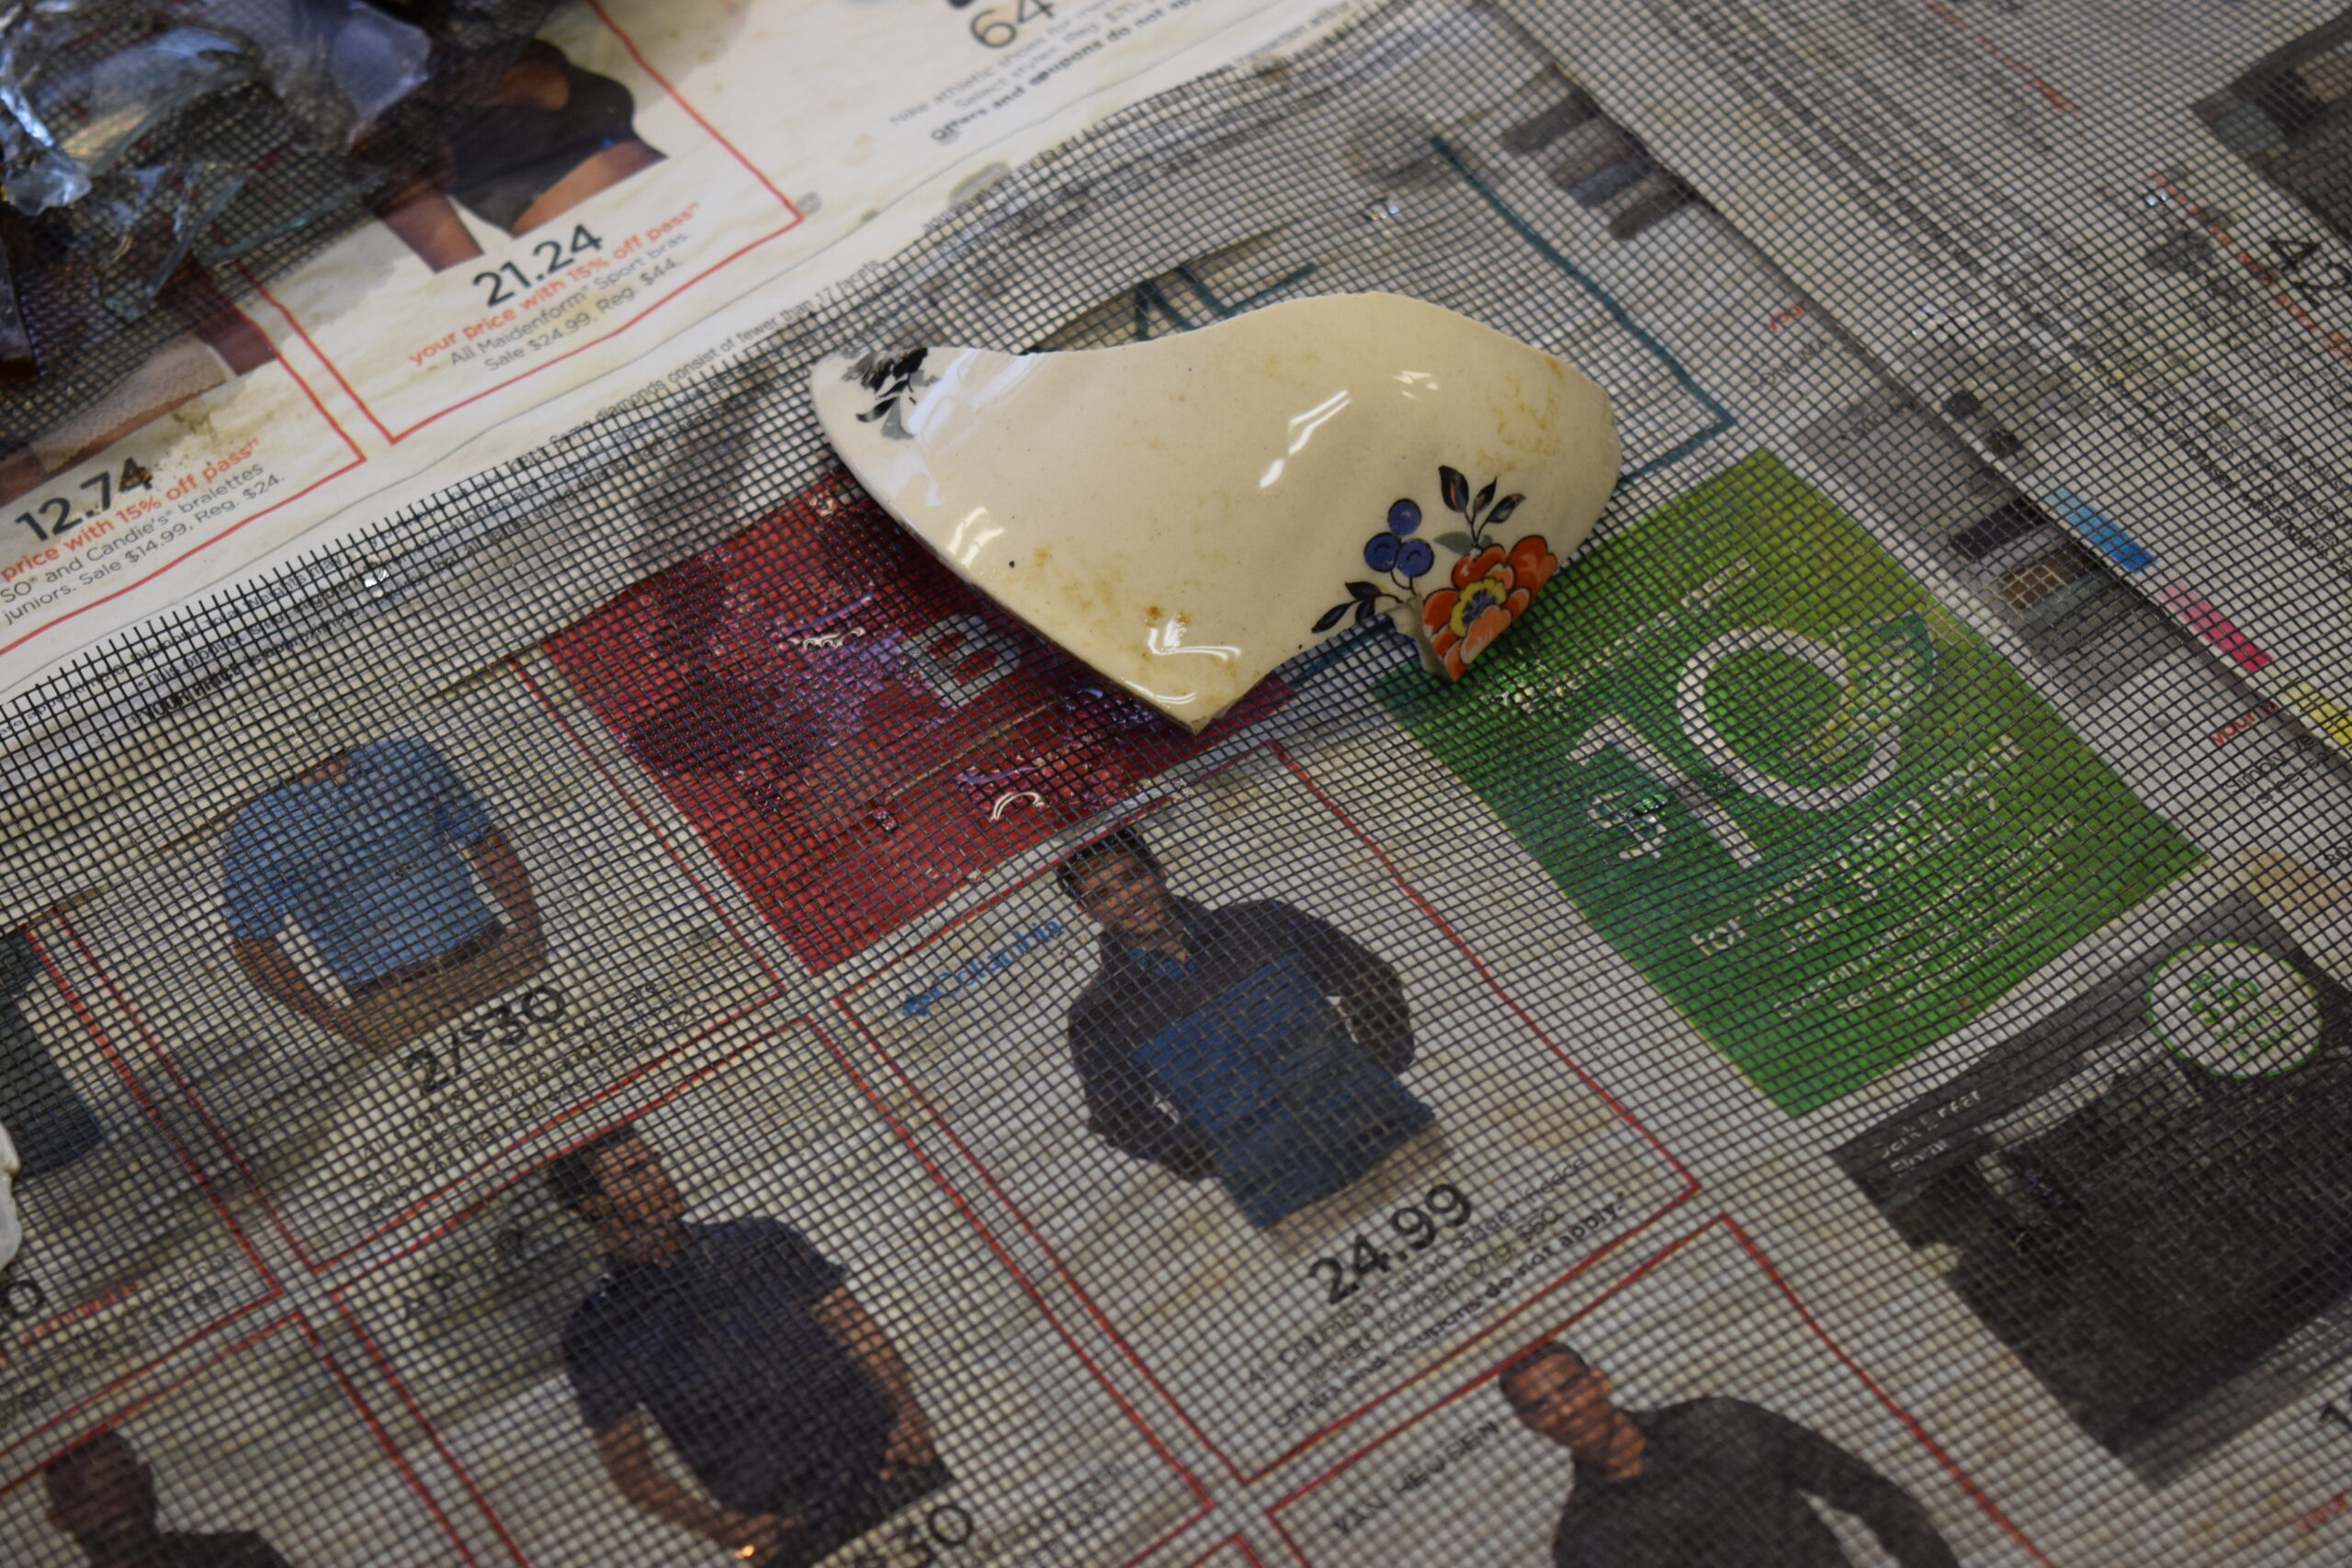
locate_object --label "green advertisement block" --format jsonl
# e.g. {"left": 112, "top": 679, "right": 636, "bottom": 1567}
{"left": 1382, "top": 452, "right": 2202, "bottom": 1113}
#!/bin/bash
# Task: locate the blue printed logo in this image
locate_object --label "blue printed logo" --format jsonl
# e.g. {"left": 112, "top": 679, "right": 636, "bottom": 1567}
{"left": 900, "top": 920, "right": 1065, "bottom": 1016}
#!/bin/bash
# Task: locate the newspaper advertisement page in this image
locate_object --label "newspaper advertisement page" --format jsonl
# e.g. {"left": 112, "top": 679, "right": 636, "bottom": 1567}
{"left": 0, "top": 0, "right": 1359, "bottom": 700}
{"left": 4, "top": 6, "right": 2350, "bottom": 1562}
{"left": 1494, "top": 0, "right": 2352, "bottom": 757}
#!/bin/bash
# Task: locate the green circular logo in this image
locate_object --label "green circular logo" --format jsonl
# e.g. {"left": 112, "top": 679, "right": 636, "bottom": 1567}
{"left": 2146, "top": 942, "right": 2323, "bottom": 1077}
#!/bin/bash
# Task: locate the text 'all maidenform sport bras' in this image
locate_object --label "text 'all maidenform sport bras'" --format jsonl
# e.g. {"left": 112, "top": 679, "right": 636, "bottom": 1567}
{"left": 447, "top": 62, "right": 644, "bottom": 235}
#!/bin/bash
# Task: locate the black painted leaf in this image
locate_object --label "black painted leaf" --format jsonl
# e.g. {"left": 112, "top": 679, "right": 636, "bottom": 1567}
{"left": 1314, "top": 603, "right": 1352, "bottom": 632}
{"left": 856, "top": 397, "right": 897, "bottom": 423}
{"left": 893, "top": 346, "right": 928, "bottom": 379}
{"left": 1353, "top": 600, "right": 1381, "bottom": 624}
{"left": 1439, "top": 465, "right": 1469, "bottom": 513}
{"left": 1346, "top": 580, "right": 1382, "bottom": 600}
{"left": 1435, "top": 529, "right": 1476, "bottom": 553}
{"left": 1472, "top": 477, "right": 1498, "bottom": 520}
{"left": 1485, "top": 494, "right": 1523, "bottom": 530}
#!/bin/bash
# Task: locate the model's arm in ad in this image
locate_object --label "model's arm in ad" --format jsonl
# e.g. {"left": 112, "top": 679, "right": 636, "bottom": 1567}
{"left": 1765, "top": 1405, "right": 1960, "bottom": 1568}
{"left": 465, "top": 827, "right": 543, "bottom": 941}
{"left": 1069, "top": 1026, "right": 1215, "bottom": 1177}
{"left": 811, "top": 1285, "right": 939, "bottom": 1473}
{"left": 591, "top": 1411, "right": 787, "bottom": 1562}
{"left": 1282, "top": 907, "right": 1414, "bottom": 1069}
{"left": 229, "top": 936, "right": 363, "bottom": 1043}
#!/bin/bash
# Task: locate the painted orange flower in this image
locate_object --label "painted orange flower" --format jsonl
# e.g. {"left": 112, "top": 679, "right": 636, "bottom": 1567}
{"left": 1421, "top": 535, "right": 1560, "bottom": 678}
{"left": 1508, "top": 534, "right": 1559, "bottom": 596}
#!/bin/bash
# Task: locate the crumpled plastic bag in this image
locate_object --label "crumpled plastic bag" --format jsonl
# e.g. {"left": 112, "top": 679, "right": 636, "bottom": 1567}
{"left": 0, "top": 0, "right": 435, "bottom": 213}
{"left": 0, "top": 18, "right": 254, "bottom": 210}
{"left": 58, "top": 156, "right": 247, "bottom": 314}
{"left": 0, "top": 0, "right": 544, "bottom": 323}
{"left": 175, "top": 0, "right": 431, "bottom": 148}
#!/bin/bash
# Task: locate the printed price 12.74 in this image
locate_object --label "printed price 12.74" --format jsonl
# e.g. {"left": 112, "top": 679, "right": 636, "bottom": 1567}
{"left": 13, "top": 457, "right": 153, "bottom": 544}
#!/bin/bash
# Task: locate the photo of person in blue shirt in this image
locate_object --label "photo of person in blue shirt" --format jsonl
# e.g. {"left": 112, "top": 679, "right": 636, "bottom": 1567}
{"left": 1057, "top": 825, "right": 1434, "bottom": 1230}
{"left": 547, "top": 1125, "right": 947, "bottom": 1567}
{"left": 221, "top": 737, "right": 544, "bottom": 1050}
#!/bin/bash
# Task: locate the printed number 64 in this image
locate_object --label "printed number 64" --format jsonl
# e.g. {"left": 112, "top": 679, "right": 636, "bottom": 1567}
{"left": 969, "top": 0, "right": 1051, "bottom": 47}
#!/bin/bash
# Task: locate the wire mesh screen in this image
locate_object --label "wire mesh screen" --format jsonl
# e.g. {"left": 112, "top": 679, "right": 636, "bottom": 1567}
{"left": 0, "top": 1, "right": 2346, "bottom": 1566}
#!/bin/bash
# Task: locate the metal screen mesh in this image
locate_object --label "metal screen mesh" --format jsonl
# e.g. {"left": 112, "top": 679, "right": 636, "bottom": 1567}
{"left": 0, "top": 3, "right": 2346, "bottom": 1565}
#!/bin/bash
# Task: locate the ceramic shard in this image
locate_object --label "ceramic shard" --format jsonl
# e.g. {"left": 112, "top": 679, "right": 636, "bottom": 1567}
{"left": 810, "top": 293, "right": 1622, "bottom": 731}
{"left": 0, "top": 1118, "right": 19, "bottom": 1275}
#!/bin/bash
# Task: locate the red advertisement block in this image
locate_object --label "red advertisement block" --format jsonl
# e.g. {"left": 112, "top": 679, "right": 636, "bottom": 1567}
{"left": 544, "top": 472, "right": 1285, "bottom": 969}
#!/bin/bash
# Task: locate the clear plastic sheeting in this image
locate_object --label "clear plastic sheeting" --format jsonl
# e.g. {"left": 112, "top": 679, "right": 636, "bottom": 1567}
{"left": 0, "top": 21, "right": 254, "bottom": 211}
{"left": 0, "top": 0, "right": 542, "bottom": 326}
{"left": 177, "top": 0, "right": 433, "bottom": 146}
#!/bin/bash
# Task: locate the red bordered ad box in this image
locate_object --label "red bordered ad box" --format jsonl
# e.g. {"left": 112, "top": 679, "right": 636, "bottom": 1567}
{"left": 1267, "top": 1216, "right": 2052, "bottom": 1567}
{"left": 328, "top": 1018, "right": 1208, "bottom": 1568}
{"left": 0, "top": 1316, "right": 486, "bottom": 1567}
{"left": 62, "top": 663, "right": 782, "bottom": 1269}
{"left": 0, "top": 922, "right": 277, "bottom": 1459}
{"left": 833, "top": 743, "right": 1699, "bottom": 1483}
{"left": 245, "top": 0, "right": 800, "bottom": 443}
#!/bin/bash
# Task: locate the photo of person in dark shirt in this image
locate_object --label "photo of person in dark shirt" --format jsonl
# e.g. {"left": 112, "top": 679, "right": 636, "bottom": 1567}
{"left": 221, "top": 738, "right": 544, "bottom": 1051}
{"left": 1498, "top": 1341, "right": 1960, "bottom": 1568}
{"left": 376, "top": 39, "right": 665, "bottom": 273}
{"left": 40, "top": 1429, "right": 293, "bottom": 1568}
{"left": 548, "top": 1125, "right": 948, "bottom": 1566}
{"left": 1057, "top": 825, "right": 1433, "bottom": 1230}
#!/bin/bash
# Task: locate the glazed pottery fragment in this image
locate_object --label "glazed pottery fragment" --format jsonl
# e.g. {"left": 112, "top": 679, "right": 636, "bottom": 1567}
{"left": 0, "top": 1118, "right": 19, "bottom": 1274}
{"left": 810, "top": 293, "right": 1622, "bottom": 730}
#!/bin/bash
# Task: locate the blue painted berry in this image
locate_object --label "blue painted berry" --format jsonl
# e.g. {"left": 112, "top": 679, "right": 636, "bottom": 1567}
{"left": 1387, "top": 499, "right": 1422, "bottom": 536}
{"left": 1363, "top": 533, "right": 1400, "bottom": 571}
{"left": 1396, "top": 538, "right": 1435, "bottom": 578}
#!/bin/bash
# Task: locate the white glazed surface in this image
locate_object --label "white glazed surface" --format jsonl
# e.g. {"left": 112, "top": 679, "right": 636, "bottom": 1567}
{"left": 811, "top": 293, "right": 1621, "bottom": 730}
{"left": 0, "top": 1119, "right": 18, "bottom": 1274}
